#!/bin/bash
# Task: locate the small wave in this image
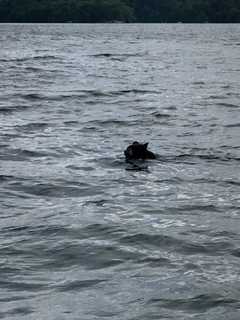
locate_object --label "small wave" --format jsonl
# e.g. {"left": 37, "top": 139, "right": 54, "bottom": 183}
{"left": 7, "top": 182, "right": 102, "bottom": 198}
{"left": 138, "top": 256, "right": 172, "bottom": 267}
{"left": 0, "top": 175, "right": 15, "bottom": 183}
{"left": 1, "top": 223, "right": 123, "bottom": 243}
{"left": 83, "top": 88, "right": 160, "bottom": 97}
{"left": 0, "top": 105, "right": 31, "bottom": 114}
{"left": 0, "top": 307, "right": 34, "bottom": 317}
{"left": 192, "top": 81, "right": 205, "bottom": 85}
{"left": 0, "top": 55, "right": 59, "bottom": 63}
{"left": 174, "top": 153, "right": 240, "bottom": 163}
{"left": 19, "top": 149, "right": 48, "bottom": 157}
{"left": 181, "top": 240, "right": 233, "bottom": 255}
{"left": 224, "top": 123, "right": 240, "bottom": 128}
{"left": 165, "top": 105, "right": 177, "bottom": 110}
{"left": 150, "top": 111, "right": 172, "bottom": 118}
{"left": 0, "top": 107, "right": 14, "bottom": 114}
{"left": 56, "top": 279, "right": 106, "bottom": 292}
{"left": 124, "top": 89, "right": 159, "bottom": 94}
{"left": 222, "top": 85, "right": 232, "bottom": 89}
{"left": 63, "top": 120, "right": 79, "bottom": 126}
{"left": 119, "top": 232, "right": 232, "bottom": 255}
{"left": 221, "top": 180, "right": 240, "bottom": 186}
{"left": 40, "top": 242, "right": 136, "bottom": 270}
{"left": 14, "top": 92, "right": 77, "bottom": 102}
{"left": 24, "top": 67, "right": 44, "bottom": 72}
{"left": 91, "top": 52, "right": 145, "bottom": 59}
{"left": 148, "top": 294, "right": 238, "bottom": 312}
{"left": 11, "top": 93, "right": 46, "bottom": 101}
{"left": 81, "top": 223, "right": 125, "bottom": 239}
{"left": 0, "top": 148, "right": 48, "bottom": 161}
{"left": 179, "top": 177, "right": 240, "bottom": 187}
{"left": 119, "top": 233, "right": 180, "bottom": 248}
{"left": 87, "top": 119, "right": 128, "bottom": 127}
{"left": 15, "top": 122, "right": 49, "bottom": 132}
{"left": 32, "top": 55, "right": 58, "bottom": 61}
{"left": 66, "top": 164, "right": 94, "bottom": 171}
{"left": 13, "top": 88, "right": 161, "bottom": 102}
{"left": 91, "top": 53, "right": 113, "bottom": 58}
{"left": 1, "top": 225, "right": 71, "bottom": 239}
{"left": 177, "top": 204, "right": 221, "bottom": 214}
{"left": 1, "top": 226, "right": 30, "bottom": 233}
{"left": 208, "top": 94, "right": 228, "bottom": 100}
{"left": 217, "top": 102, "right": 239, "bottom": 108}
{"left": 0, "top": 280, "right": 46, "bottom": 292}
{"left": 0, "top": 295, "right": 34, "bottom": 303}
{"left": 210, "top": 230, "right": 239, "bottom": 239}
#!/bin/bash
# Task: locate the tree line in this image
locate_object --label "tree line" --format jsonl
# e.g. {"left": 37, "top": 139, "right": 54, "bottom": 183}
{"left": 0, "top": 0, "right": 239, "bottom": 23}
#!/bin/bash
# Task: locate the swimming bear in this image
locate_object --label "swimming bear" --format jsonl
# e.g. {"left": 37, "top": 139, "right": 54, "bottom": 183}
{"left": 124, "top": 141, "right": 156, "bottom": 161}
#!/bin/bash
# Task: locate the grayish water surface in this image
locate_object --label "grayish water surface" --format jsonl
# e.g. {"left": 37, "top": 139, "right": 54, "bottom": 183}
{"left": 0, "top": 24, "right": 240, "bottom": 320}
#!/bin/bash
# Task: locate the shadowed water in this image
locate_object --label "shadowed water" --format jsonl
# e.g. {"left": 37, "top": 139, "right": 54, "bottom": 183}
{"left": 0, "top": 23, "right": 240, "bottom": 320}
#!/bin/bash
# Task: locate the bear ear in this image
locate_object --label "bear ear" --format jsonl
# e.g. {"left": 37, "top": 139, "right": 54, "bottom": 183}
{"left": 133, "top": 141, "right": 139, "bottom": 145}
{"left": 143, "top": 143, "right": 149, "bottom": 149}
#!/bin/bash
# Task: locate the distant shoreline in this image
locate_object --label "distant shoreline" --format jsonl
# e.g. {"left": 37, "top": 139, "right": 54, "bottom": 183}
{"left": 0, "top": 0, "right": 239, "bottom": 24}
{"left": 0, "top": 22, "right": 239, "bottom": 24}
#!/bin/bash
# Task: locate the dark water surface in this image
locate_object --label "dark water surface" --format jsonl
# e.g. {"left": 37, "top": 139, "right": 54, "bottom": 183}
{"left": 0, "top": 23, "right": 240, "bottom": 319}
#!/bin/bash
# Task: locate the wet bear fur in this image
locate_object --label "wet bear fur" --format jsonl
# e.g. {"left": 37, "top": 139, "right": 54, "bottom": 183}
{"left": 124, "top": 141, "right": 156, "bottom": 161}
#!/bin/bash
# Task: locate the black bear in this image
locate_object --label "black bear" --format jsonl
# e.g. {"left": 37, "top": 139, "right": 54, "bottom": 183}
{"left": 124, "top": 141, "right": 156, "bottom": 161}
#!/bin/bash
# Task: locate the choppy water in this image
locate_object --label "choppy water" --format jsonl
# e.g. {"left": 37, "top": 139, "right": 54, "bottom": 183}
{"left": 0, "top": 23, "right": 240, "bottom": 320}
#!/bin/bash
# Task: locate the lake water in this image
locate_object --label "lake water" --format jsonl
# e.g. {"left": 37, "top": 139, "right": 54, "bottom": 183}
{"left": 0, "top": 23, "right": 240, "bottom": 320}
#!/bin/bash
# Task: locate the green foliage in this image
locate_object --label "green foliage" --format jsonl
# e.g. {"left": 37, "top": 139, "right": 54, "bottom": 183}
{"left": 0, "top": 0, "right": 134, "bottom": 22}
{"left": 0, "top": 0, "right": 239, "bottom": 22}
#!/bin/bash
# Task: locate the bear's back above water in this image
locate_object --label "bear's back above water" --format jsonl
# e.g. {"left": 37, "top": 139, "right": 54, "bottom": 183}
{"left": 124, "top": 141, "right": 156, "bottom": 161}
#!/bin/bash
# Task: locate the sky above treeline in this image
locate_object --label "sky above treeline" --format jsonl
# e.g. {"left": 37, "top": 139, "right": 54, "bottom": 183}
{"left": 0, "top": 0, "right": 240, "bottom": 22}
